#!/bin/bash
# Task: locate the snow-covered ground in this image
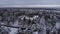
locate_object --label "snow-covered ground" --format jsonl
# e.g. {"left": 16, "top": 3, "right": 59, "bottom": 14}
{"left": 9, "top": 28, "right": 18, "bottom": 34}
{"left": 56, "top": 22, "right": 60, "bottom": 29}
{"left": 9, "top": 19, "right": 19, "bottom": 34}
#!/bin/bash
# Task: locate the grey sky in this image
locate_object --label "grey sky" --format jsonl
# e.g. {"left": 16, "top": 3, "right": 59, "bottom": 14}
{"left": 0, "top": 0, "right": 60, "bottom": 7}
{"left": 0, "top": 0, "right": 60, "bottom": 5}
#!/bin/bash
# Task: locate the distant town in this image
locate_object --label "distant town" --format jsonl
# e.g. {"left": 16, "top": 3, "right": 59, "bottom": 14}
{"left": 0, "top": 8, "right": 60, "bottom": 34}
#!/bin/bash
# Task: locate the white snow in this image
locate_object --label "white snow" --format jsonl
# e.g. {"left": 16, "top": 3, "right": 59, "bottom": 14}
{"left": 33, "top": 32, "right": 38, "bottom": 34}
{"left": 9, "top": 19, "right": 19, "bottom": 34}
{"left": 9, "top": 28, "right": 18, "bottom": 34}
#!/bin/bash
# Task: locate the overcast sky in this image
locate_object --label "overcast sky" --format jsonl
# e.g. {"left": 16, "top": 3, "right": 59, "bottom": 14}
{"left": 0, "top": 0, "right": 60, "bottom": 7}
{"left": 0, "top": 0, "right": 60, "bottom": 5}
